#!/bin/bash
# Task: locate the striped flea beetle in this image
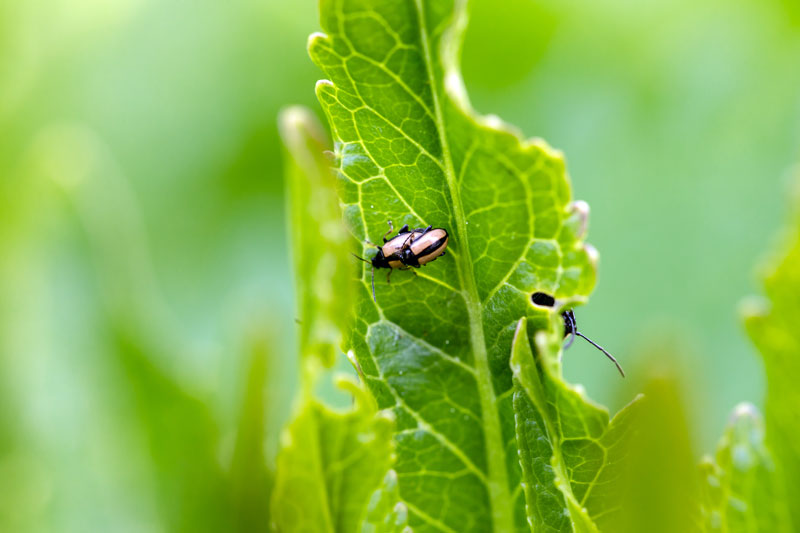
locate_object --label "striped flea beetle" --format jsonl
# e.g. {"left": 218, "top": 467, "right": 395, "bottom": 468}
{"left": 531, "top": 292, "right": 625, "bottom": 377}
{"left": 354, "top": 221, "right": 449, "bottom": 301}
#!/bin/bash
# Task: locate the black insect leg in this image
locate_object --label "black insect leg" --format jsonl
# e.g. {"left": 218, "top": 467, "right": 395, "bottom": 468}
{"left": 398, "top": 224, "right": 410, "bottom": 234}
{"left": 382, "top": 221, "right": 395, "bottom": 242}
{"left": 400, "top": 225, "right": 431, "bottom": 250}
{"left": 400, "top": 232, "right": 416, "bottom": 249}
{"left": 563, "top": 311, "right": 577, "bottom": 349}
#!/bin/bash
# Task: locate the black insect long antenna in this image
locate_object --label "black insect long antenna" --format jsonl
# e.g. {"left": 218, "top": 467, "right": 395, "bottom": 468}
{"left": 560, "top": 309, "right": 625, "bottom": 377}
{"left": 575, "top": 332, "right": 625, "bottom": 377}
{"left": 351, "top": 253, "right": 377, "bottom": 302}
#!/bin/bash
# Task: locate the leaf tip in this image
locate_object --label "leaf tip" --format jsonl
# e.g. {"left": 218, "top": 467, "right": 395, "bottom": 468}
{"left": 584, "top": 242, "right": 599, "bottom": 270}
{"left": 307, "top": 31, "right": 328, "bottom": 57}
{"left": 278, "top": 105, "right": 322, "bottom": 146}
{"left": 731, "top": 401, "right": 761, "bottom": 422}
{"left": 569, "top": 200, "right": 590, "bottom": 237}
{"left": 314, "top": 78, "right": 335, "bottom": 100}
{"left": 738, "top": 294, "right": 768, "bottom": 321}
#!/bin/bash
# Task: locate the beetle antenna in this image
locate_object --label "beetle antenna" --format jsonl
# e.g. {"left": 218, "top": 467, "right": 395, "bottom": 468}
{"left": 351, "top": 253, "right": 377, "bottom": 302}
{"left": 575, "top": 332, "right": 625, "bottom": 377}
{"left": 371, "top": 267, "right": 376, "bottom": 302}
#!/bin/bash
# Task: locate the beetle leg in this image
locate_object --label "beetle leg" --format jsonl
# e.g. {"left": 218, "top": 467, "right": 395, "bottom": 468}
{"left": 398, "top": 224, "right": 410, "bottom": 234}
{"left": 386, "top": 269, "right": 393, "bottom": 284}
{"left": 401, "top": 233, "right": 415, "bottom": 250}
{"left": 418, "top": 225, "right": 432, "bottom": 238}
{"left": 382, "top": 220, "right": 395, "bottom": 242}
{"left": 563, "top": 312, "right": 577, "bottom": 349}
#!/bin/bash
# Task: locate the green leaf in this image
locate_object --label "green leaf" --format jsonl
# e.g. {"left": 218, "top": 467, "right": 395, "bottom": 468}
{"left": 112, "top": 325, "right": 235, "bottom": 532}
{"left": 271, "top": 377, "right": 396, "bottom": 532}
{"left": 742, "top": 177, "right": 800, "bottom": 531}
{"left": 309, "top": 1, "right": 598, "bottom": 531}
{"left": 610, "top": 373, "right": 699, "bottom": 533}
{"left": 230, "top": 336, "right": 272, "bottom": 533}
{"left": 363, "top": 469, "right": 411, "bottom": 533}
{"left": 699, "top": 403, "right": 790, "bottom": 532}
{"left": 280, "top": 106, "right": 353, "bottom": 368}
{"left": 273, "top": 107, "right": 399, "bottom": 532}
{"left": 510, "top": 317, "right": 641, "bottom": 532}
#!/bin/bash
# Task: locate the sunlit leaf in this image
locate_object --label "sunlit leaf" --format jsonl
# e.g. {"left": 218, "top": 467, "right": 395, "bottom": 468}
{"left": 309, "top": 1, "right": 603, "bottom": 530}
{"left": 699, "top": 403, "right": 790, "bottom": 532}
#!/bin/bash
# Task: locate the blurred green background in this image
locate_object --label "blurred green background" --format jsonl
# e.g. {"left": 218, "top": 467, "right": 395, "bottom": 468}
{"left": 1, "top": 0, "right": 799, "bottom": 530}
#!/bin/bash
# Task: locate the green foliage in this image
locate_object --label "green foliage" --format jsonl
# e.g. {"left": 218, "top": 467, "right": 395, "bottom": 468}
{"left": 700, "top": 403, "right": 790, "bottom": 532}
{"left": 278, "top": 1, "right": 800, "bottom": 532}
{"left": 612, "top": 374, "right": 699, "bottom": 533}
{"left": 111, "top": 326, "right": 235, "bottom": 532}
{"left": 272, "top": 108, "right": 399, "bottom": 531}
{"left": 510, "top": 317, "right": 641, "bottom": 532}
{"left": 307, "top": 1, "right": 620, "bottom": 531}
{"left": 363, "top": 469, "right": 411, "bottom": 532}
{"left": 4, "top": 0, "right": 800, "bottom": 531}
{"left": 271, "top": 376, "right": 395, "bottom": 532}
{"left": 743, "top": 178, "right": 800, "bottom": 532}
{"left": 281, "top": 106, "right": 353, "bottom": 368}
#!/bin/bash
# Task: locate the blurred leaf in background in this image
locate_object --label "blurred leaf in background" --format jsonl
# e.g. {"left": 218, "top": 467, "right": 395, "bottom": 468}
{"left": 743, "top": 173, "right": 800, "bottom": 532}
{"left": 700, "top": 403, "right": 790, "bottom": 532}
{"left": 270, "top": 107, "right": 398, "bottom": 531}
{"left": 611, "top": 372, "right": 699, "bottom": 533}
{"left": 0, "top": 0, "right": 320, "bottom": 530}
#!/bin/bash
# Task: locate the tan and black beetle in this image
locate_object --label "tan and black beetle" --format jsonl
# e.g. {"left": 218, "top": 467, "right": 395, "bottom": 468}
{"left": 355, "top": 221, "right": 449, "bottom": 301}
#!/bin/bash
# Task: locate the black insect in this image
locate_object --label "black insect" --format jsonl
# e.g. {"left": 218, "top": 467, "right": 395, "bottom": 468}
{"left": 354, "top": 221, "right": 449, "bottom": 301}
{"left": 531, "top": 292, "right": 625, "bottom": 377}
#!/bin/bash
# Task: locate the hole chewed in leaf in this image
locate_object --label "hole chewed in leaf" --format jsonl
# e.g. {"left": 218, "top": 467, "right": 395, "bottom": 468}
{"left": 531, "top": 291, "right": 556, "bottom": 308}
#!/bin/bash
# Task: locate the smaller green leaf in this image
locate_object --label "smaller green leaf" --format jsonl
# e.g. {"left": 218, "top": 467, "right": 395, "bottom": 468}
{"left": 230, "top": 336, "right": 272, "bottom": 532}
{"left": 362, "top": 469, "right": 411, "bottom": 533}
{"left": 699, "top": 403, "right": 790, "bottom": 533}
{"left": 611, "top": 373, "right": 699, "bottom": 533}
{"left": 510, "top": 316, "right": 641, "bottom": 532}
{"left": 742, "top": 175, "right": 800, "bottom": 531}
{"left": 275, "top": 107, "right": 398, "bottom": 533}
{"left": 279, "top": 106, "right": 353, "bottom": 368}
{"left": 271, "top": 375, "right": 396, "bottom": 533}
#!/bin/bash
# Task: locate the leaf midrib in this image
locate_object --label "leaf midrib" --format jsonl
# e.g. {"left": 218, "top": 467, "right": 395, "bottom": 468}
{"left": 413, "top": 0, "right": 515, "bottom": 530}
